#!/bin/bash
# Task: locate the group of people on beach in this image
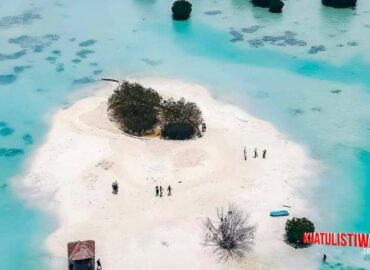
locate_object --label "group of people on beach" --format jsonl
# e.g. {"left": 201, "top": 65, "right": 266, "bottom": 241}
{"left": 156, "top": 185, "right": 172, "bottom": 197}
{"left": 243, "top": 147, "right": 267, "bottom": 161}
{"left": 111, "top": 181, "right": 173, "bottom": 198}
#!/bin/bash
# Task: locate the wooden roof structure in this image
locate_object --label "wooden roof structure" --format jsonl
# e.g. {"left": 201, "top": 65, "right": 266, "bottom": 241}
{"left": 67, "top": 240, "right": 95, "bottom": 261}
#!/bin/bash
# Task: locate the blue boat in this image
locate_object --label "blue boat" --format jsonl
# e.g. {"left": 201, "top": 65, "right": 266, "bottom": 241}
{"left": 270, "top": 210, "right": 289, "bottom": 217}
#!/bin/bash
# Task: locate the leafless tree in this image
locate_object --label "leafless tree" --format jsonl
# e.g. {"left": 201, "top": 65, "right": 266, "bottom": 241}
{"left": 204, "top": 204, "right": 256, "bottom": 262}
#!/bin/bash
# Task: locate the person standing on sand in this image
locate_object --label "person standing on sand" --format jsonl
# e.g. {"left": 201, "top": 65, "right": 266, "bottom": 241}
{"left": 97, "top": 258, "right": 102, "bottom": 269}
{"left": 254, "top": 148, "right": 258, "bottom": 158}
{"left": 167, "top": 185, "right": 172, "bottom": 196}
{"left": 112, "top": 181, "right": 118, "bottom": 194}
{"left": 155, "top": 186, "right": 159, "bottom": 196}
{"left": 243, "top": 146, "right": 247, "bottom": 161}
{"left": 262, "top": 149, "right": 267, "bottom": 159}
{"left": 159, "top": 186, "right": 163, "bottom": 197}
{"left": 322, "top": 254, "right": 327, "bottom": 262}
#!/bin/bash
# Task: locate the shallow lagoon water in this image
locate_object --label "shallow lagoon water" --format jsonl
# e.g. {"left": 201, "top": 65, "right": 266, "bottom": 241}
{"left": 1, "top": 0, "right": 370, "bottom": 269}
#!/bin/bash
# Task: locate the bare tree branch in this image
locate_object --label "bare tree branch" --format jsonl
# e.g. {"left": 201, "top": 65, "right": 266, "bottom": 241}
{"left": 203, "top": 204, "right": 256, "bottom": 262}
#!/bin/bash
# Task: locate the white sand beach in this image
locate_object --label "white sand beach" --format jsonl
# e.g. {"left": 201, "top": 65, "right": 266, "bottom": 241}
{"left": 19, "top": 78, "right": 319, "bottom": 269}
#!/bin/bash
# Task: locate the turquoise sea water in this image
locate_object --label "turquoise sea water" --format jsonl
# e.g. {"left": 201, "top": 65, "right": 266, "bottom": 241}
{"left": 1, "top": 0, "right": 370, "bottom": 269}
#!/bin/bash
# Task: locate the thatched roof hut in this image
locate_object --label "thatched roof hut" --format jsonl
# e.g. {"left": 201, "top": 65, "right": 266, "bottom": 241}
{"left": 67, "top": 240, "right": 95, "bottom": 270}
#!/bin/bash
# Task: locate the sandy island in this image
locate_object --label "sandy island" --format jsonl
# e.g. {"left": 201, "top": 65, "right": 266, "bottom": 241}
{"left": 19, "top": 77, "right": 319, "bottom": 269}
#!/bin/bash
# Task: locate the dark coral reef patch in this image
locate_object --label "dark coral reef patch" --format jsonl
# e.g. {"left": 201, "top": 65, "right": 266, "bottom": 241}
{"left": 0, "top": 10, "right": 41, "bottom": 28}
{"left": 0, "top": 148, "right": 24, "bottom": 157}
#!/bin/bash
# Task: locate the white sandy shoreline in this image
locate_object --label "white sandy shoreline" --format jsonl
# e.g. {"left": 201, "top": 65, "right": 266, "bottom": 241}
{"left": 19, "top": 77, "right": 320, "bottom": 269}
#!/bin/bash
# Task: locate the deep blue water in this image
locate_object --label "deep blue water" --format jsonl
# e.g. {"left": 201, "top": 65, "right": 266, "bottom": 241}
{"left": 1, "top": 0, "right": 370, "bottom": 269}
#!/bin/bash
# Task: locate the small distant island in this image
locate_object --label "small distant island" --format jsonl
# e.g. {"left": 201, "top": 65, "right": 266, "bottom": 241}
{"left": 171, "top": 0, "right": 192, "bottom": 20}
{"left": 107, "top": 81, "right": 203, "bottom": 140}
{"left": 322, "top": 0, "right": 357, "bottom": 8}
{"left": 23, "top": 78, "right": 316, "bottom": 270}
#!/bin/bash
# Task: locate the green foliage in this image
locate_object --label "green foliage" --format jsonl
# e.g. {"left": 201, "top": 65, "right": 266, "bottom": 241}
{"left": 284, "top": 217, "right": 315, "bottom": 248}
{"left": 251, "top": 0, "right": 284, "bottom": 13}
{"left": 162, "top": 123, "right": 195, "bottom": 140}
{"left": 251, "top": 0, "right": 271, "bottom": 8}
{"left": 107, "top": 81, "right": 203, "bottom": 140}
{"left": 162, "top": 98, "right": 202, "bottom": 126}
{"left": 108, "top": 81, "right": 162, "bottom": 135}
{"left": 161, "top": 97, "right": 203, "bottom": 139}
{"left": 269, "top": 0, "right": 284, "bottom": 13}
{"left": 172, "top": 0, "right": 192, "bottom": 20}
{"left": 322, "top": 0, "right": 357, "bottom": 8}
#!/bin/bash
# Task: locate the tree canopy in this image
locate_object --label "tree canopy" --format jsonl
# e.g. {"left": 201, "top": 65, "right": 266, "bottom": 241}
{"left": 251, "top": 0, "right": 285, "bottom": 13}
{"left": 322, "top": 0, "right": 357, "bottom": 8}
{"left": 162, "top": 98, "right": 202, "bottom": 126}
{"left": 172, "top": 0, "right": 192, "bottom": 20}
{"left": 251, "top": 0, "right": 270, "bottom": 8}
{"left": 284, "top": 217, "right": 315, "bottom": 248}
{"left": 161, "top": 98, "right": 203, "bottom": 140}
{"left": 107, "top": 81, "right": 203, "bottom": 140}
{"left": 269, "top": 0, "right": 284, "bottom": 13}
{"left": 108, "top": 81, "right": 162, "bottom": 135}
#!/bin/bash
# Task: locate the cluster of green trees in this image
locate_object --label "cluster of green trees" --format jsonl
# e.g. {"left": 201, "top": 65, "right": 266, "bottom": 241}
{"left": 108, "top": 81, "right": 203, "bottom": 140}
{"left": 108, "top": 81, "right": 161, "bottom": 135}
{"left": 169, "top": 0, "right": 357, "bottom": 21}
{"left": 251, "top": 0, "right": 285, "bottom": 13}
{"left": 284, "top": 217, "right": 315, "bottom": 248}
{"left": 161, "top": 98, "right": 202, "bottom": 140}
{"left": 172, "top": 0, "right": 192, "bottom": 20}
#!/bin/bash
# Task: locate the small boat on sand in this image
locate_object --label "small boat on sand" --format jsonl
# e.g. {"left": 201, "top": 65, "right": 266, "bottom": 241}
{"left": 270, "top": 210, "right": 289, "bottom": 217}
